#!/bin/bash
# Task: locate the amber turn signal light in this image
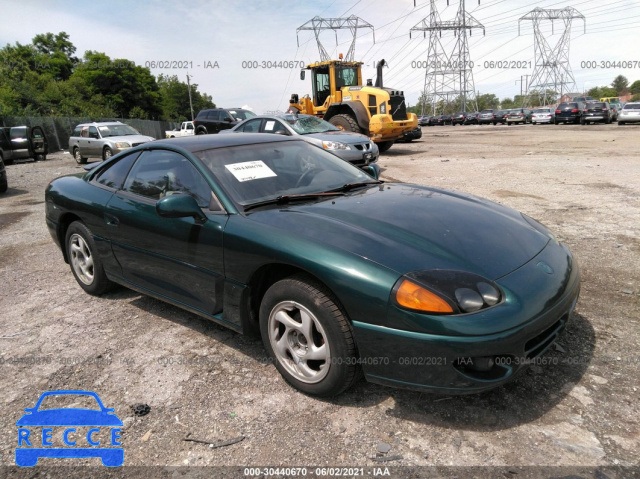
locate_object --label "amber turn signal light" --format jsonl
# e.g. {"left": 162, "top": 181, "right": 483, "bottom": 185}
{"left": 396, "top": 279, "right": 454, "bottom": 313}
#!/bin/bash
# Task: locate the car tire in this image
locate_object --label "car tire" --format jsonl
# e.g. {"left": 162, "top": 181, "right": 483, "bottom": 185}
{"left": 65, "top": 221, "right": 115, "bottom": 296}
{"left": 102, "top": 147, "right": 113, "bottom": 161}
{"left": 73, "top": 147, "right": 88, "bottom": 165}
{"left": 35, "top": 153, "right": 46, "bottom": 162}
{"left": 377, "top": 141, "right": 394, "bottom": 153}
{"left": 328, "top": 114, "right": 360, "bottom": 133}
{"left": 259, "top": 274, "right": 359, "bottom": 397}
{"left": 0, "top": 175, "right": 7, "bottom": 194}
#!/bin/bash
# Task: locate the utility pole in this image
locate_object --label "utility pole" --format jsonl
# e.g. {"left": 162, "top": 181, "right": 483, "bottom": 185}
{"left": 515, "top": 74, "right": 530, "bottom": 97}
{"left": 410, "top": 0, "right": 484, "bottom": 115}
{"left": 186, "top": 73, "right": 194, "bottom": 121}
{"left": 519, "top": 7, "right": 586, "bottom": 106}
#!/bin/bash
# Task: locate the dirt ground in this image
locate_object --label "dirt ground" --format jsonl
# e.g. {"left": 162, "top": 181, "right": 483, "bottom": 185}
{"left": 0, "top": 123, "right": 638, "bottom": 477}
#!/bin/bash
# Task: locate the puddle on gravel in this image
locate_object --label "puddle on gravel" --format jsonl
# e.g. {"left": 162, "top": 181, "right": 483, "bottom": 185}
{"left": 0, "top": 211, "right": 32, "bottom": 228}
{"left": 493, "top": 189, "right": 546, "bottom": 200}
{"left": 15, "top": 199, "right": 45, "bottom": 206}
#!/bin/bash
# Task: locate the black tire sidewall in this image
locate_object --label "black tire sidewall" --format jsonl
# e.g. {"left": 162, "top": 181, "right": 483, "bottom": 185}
{"left": 259, "top": 277, "right": 357, "bottom": 396}
{"left": 65, "top": 221, "right": 112, "bottom": 295}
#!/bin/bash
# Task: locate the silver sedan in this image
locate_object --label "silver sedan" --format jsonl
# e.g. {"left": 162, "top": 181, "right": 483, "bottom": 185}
{"left": 225, "top": 114, "right": 379, "bottom": 167}
{"left": 618, "top": 102, "right": 640, "bottom": 125}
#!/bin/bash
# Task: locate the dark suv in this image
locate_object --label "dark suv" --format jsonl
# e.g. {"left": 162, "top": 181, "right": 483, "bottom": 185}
{"left": 581, "top": 102, "right": 612, "bottom": 124}
{"left": 0, "top": 126, "right": 48, "bottom": 164}
{"left": 0, "top": 153, "right": 7, "bottom": 193}
{"left": 193, "top": 108, "right": 257, "bottom": 135}
{"left": 554, "top": 102, "right": 585, "bottom": 124}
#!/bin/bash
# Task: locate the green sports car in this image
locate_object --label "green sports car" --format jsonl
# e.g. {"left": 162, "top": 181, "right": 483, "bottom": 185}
{"left": 45, "top": 134, "right": 580, "bottom": 396}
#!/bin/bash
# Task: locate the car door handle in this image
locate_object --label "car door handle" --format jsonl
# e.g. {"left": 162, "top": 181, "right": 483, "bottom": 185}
{"left": 104, "top": 213, "right": 120, "bottom": 226}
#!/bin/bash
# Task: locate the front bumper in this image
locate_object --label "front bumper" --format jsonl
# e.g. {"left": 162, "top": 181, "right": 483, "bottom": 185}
{"left": 369, "top": 114, "right": 418, "bottom": 142}
{"left": 352, "top": 241, "right": 580, "bottom": 394}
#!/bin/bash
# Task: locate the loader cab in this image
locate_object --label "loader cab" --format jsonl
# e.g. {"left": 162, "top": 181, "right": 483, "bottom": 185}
{"left": 303, "top": 60, "right": 364, "bottom": 108}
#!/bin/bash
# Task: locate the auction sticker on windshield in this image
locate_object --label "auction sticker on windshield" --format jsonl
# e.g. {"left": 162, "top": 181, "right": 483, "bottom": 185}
{"left": 225, "top": 160, "right": 277, "bottom": 182}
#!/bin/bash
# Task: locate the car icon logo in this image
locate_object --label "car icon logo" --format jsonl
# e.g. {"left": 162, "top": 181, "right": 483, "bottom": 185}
{"left": 15, "top": 390, "right": 123, "bottom": 467}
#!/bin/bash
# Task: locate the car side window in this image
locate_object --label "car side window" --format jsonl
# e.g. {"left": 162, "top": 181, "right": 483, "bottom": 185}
{"left": 239, "top": 119, "right": 262, "bottom": 133}
{"left": 122, "top": 150, "right": 212, "bottom": 208}
{"left": 207, "top": 110, "right": 220, "bottom": 121}
{"left": 95, "top": 152, "right": 140, "bottom": 190}
{"left": 88, "top": 126, "right": 99, "bottom": 139}
{"left": 262, "top": 120, "right": 288, "bottom": 135}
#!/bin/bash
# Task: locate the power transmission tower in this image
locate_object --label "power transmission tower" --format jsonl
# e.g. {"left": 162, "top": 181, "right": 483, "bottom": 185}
{"left": 297, "top": 15, "right": 375, "bottom": 62}
{"left": 519, "top": 7, "right": 586, "bottom": 106}
{"left": 411, "top": 0, "right": 484, "bottom": 115}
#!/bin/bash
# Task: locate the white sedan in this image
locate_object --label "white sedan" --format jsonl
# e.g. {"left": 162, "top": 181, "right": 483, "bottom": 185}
{"left": 618, "top": 102, "right": 640, "bottom": 125}
{"left": 532, "top": 108, "right": 555, "bottom": 124}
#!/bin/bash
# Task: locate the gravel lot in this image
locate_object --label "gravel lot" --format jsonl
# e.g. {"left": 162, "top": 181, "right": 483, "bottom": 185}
{"left": 0, "top": 123, "right": 638, "bottom": 476}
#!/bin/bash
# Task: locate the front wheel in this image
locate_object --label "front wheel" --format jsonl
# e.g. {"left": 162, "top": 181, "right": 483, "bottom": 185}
{"left": 73, "top": 147, "right": 87, "bottom": 165}
{"left": 0, "top": 174, "right": 7, "bottom": 193}
{"left": 259, "top": 275, "right": 359, "bottom": 396}
{"left": 65, "top": 221, "right": 115, "bottom": 295}
{"left": 328, "top": 113, "right": 360, "bottom": 133}
{"left": 618, "top": 121, "right": 625, "bottom": 126}
{"left": 377, "top": 141, "right": 394, "bottom": 153}
{"left": 102, "top": 147, "right": 113, "bottom": 161}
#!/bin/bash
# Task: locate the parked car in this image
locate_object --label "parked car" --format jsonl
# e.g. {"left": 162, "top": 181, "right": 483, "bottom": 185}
{"left": 69, "top": 122, "right": 155, "bottom": 164}
{"left": 506, "top": 108, "right": 533, "bottom": 125}
{"left": 0, "top": 153, "right": 7, "bottom": 193}
{"left": 432, "top": 115, "right": 446, "bottom": 126}
{"left": 440, "top": 114, "right": 452, "bottom": 125}
{"left": 451, "top": 112, "right": 468, "bottom": 125}
{"left": 581, "top": 101, "right": 612, "bottom": 125}
{"left": 193, "top": 108, "right": 257, "bottom": 135}
{"left": 464, "top": 112, "right": 479, "bottom": 125}
{"left": 398, "top": 125, "right": 422, "bottom": 142}
{"left": 532, "top": 108, "right": 555, "bottom": 124}
{"left": 418, "top": 116, "right": 430, "bottom": 126}
{"left": 228, "top": 113, "right": 379, "bottom": 167}
{"left": 166, "top": 121, "right": 195, "bottom": 138}
{"left": 618, "top": 102, "right": 640, "bottom": 125}
{"left": 477, "top": 109, "right": 496, "bottom": 125}
{"left": 572, "top": 96, "right": 595, "bottom": 103}
{"left": 46, "top": 134, "right": 580, "bottom": 397}
{"left": 554, "top": 102, "right": 585, "bottom": 124}
{"left": 606, "top": 101, "right": 622, "bottom": 122}
{"left": 0, "top": 126, "right": 48, "bottom": 165}
{"left": 491, "top": 110, "right": 509, "bottom": 125}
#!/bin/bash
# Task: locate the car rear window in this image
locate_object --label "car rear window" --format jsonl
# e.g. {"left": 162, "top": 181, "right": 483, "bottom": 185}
{"left": 623, "top": 103, "right": 640, "bottom": 110}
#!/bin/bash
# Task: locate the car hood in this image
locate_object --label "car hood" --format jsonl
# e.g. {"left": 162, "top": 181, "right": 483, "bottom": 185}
{"left": 104, "top": 134, "right": 154, "bottom": 144}
{"left": 302, "top": 130, "right": 371, "bottom": 144}
{"left": 248, "top": 184, "right": 550, "bottom": 280}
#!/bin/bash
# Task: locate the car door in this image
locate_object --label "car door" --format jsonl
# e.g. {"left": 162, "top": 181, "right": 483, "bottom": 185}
{"left": 104, "top": 149, "right": 227, "bottom": 315}
{"left": 237, "top": 119, "right": 263, "bottom": 133}
{"left": 9, "top": 127, "right": 29, "bottom": 159}
{"left": 207, "top": 110, "right": 221, "bottom": 133}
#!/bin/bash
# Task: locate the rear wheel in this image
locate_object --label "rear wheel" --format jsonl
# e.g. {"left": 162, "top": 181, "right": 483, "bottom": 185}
{"left": 259, "top": 274, "right": 359, "bottom": 397}
{"left": 35, "top": 153, "right": 46, "bottom": 161}
{"left": 377, "top": 141, "right": 394, "bottom": 153}
{"left": 328, "top": 114, "right": 360, "bottom": 133}
{"left": 618, "top": 121, "right": 625, "bottom": 126}
{"left": 65, "top": 221, "right": 115, "bottom": 295}
{"left": 73, "top": 147, "right": 87, "bottom": 164}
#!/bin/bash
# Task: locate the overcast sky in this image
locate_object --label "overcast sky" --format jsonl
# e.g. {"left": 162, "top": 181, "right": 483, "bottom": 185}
{"left": 1, "top": 0, "right": 638, "bottom": 114}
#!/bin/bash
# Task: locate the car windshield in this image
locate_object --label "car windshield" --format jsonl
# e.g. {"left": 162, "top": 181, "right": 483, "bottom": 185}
{"left": 281, "top": 115, "right": 340, "bottom": 134}
{"left": 535, "top": 109, "right": 550, "bottom": 113}
{"left": 194, "top": 141, "right": 373, "bottom": 207}
{"left": 98, "top": 124, "right": 140, "bottom": 137}
{"left": 37, "top": 394, "right": 101, "bottom": 411}
{"left": 623, "top": 103, "right": 640, "bottom": 110}
{"left": 228, "top": 110, "right": 256, "bottom": 121}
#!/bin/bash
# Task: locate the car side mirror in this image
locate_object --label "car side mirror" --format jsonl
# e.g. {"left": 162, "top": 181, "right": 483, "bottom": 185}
{"left": 361, "top": 163, "right": 380, "bottom": 180}
{"left": 274, "top": 130, "right": 289, "bottom": 136}
{"left": 300, "top": 70, "right": 306, "bottom": 81}
{"left": 156, "top": 194, "right": 207, "bottom": 224}
{"left": 223, "top": 117, "right": 233, "bottom": 122}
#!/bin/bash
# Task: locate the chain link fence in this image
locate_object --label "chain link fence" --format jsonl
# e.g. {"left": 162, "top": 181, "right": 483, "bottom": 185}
{"left": 0, "top": 116, "right": 178, "bottom": 152}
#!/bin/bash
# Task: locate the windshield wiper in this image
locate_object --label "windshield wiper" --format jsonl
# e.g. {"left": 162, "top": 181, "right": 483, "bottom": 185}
{"left": 326, "top": 180, "right": 383, "bottom": 193}
{"left": 243, "top": 192, "right": 345, "bottom": 212}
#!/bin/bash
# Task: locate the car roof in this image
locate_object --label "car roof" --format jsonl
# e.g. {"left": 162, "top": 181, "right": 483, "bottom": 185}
{"left": 156, "top": 132, "right": 302, "bottom": 152}
{"left": 75, "top": 121, "right": 125, "bottom": 127}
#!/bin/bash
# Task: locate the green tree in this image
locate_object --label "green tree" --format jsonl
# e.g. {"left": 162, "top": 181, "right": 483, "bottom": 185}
{"left": 71, "top": 51, "right": 162, "bottom": 119}
{"left": 611, "top": 75, "right": 629, "bottom": 94}
{"left": 629, "top": 80, "right": 640, "bottom": 95}
{"left": 157, "top": 74, "right": 215, "bottom": 121}
{"left": 32, "top": 32, "right": 78, "bottom": 81}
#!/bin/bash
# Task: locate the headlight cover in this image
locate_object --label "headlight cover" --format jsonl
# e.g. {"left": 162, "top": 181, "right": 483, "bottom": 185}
{"left": 115, "top": 142, "right": 131, "bottom": 148}
{"left": 393, "top": 270, "right": 504, "bottom": 315}
{"left": 322, "top": 141, "right": 349, "bottom": 150}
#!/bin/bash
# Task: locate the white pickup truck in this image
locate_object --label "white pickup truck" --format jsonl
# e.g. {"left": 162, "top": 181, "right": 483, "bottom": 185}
{"left": 165, "top": 121, "right": 195, "bottom": 138}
